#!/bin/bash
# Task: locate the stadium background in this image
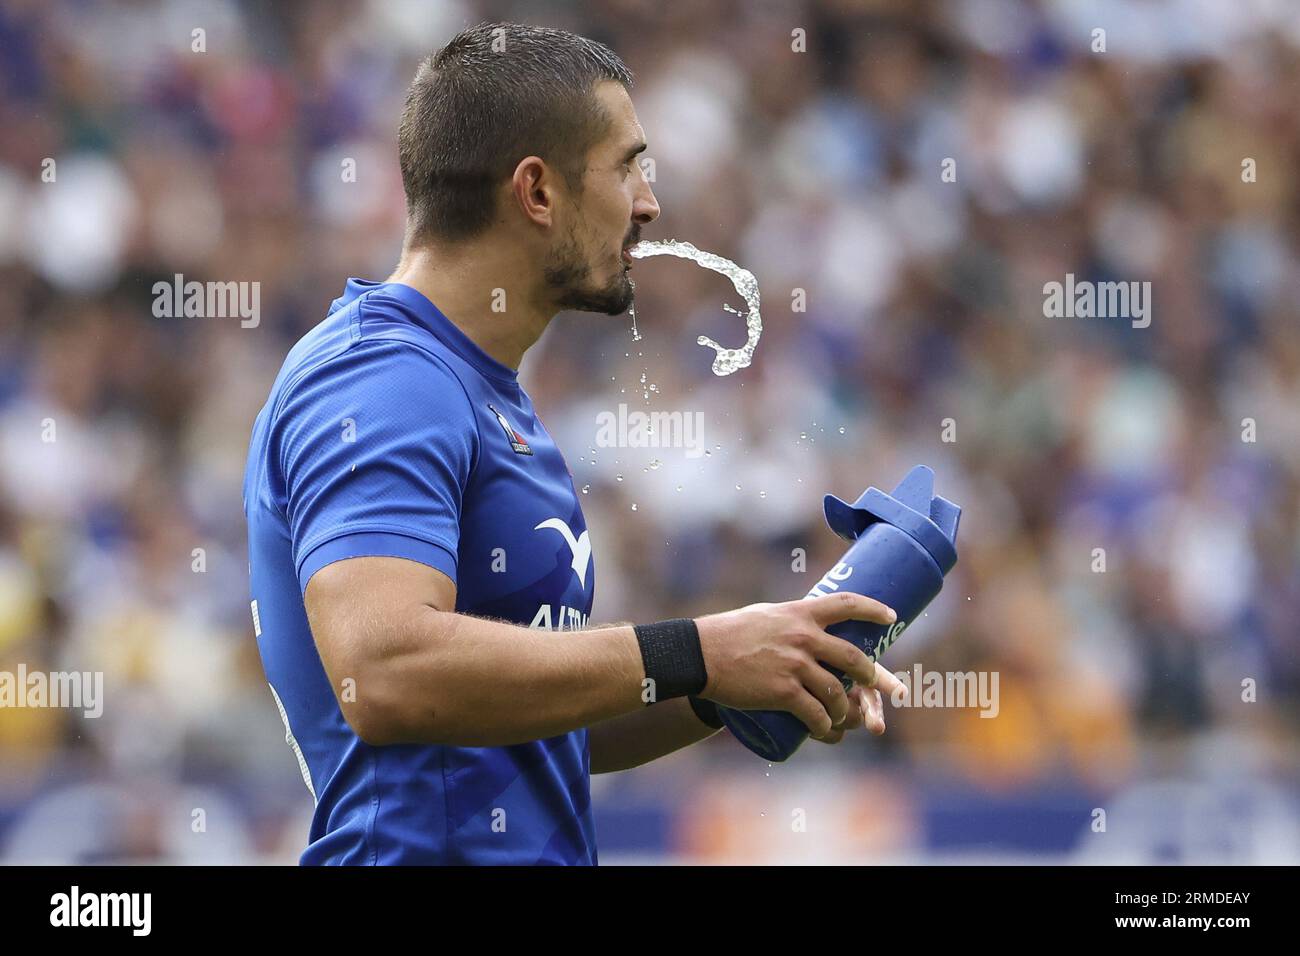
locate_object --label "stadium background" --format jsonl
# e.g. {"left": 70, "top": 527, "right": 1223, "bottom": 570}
{"left": 0, "top": 0, "right": 1298, "bottom": 864}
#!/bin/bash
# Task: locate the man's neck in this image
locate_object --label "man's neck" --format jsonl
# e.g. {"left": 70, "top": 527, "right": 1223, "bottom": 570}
{"left": 386, "top": 241, "right": 553, "bottom": 371}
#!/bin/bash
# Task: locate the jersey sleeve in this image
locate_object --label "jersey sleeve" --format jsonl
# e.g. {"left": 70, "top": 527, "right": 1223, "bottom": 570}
{"left": 273, "top": 340, "right": 478, "bottom": 593}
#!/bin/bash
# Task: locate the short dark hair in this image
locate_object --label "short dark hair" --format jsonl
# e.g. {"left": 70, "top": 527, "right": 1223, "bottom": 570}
{"left": 398, "top": 22, "right": 634, "bottom": 243}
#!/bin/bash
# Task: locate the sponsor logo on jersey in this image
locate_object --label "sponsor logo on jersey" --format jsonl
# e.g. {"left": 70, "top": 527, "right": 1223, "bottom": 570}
{"left": 534, "top": 517, "right": 592, "bottom": 589}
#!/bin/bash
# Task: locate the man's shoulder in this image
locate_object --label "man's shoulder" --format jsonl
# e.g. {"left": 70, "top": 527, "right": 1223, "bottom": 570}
{"left": 270, "top": 301, "right": 470, "bottom": 417}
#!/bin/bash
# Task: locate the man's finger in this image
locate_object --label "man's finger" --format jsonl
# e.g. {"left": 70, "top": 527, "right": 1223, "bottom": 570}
{"left": 845, "top": 683, "right": 885, "bottom": 735}
{"left": 786, "top": 687, "right": 835, "bottom": 739}
{"left": 798, "top": 661, "right": 850, "bottom": 727}
{"left": 837, "top": 683, "right": 866, "bottom": 730}
{"left": 869, "top": 663, "right": 906, "bottom": 701}
{"left": 806, "top": 592, "right": 896, "bottom": 629}
{"left": 807, "top": 632, "right": 880, "bottom": 689}
{"left": 862, "top": 686, "right": 886, "bottom": 735}
{"left": 804, "top": 635, "right": 909, "bottom": 704}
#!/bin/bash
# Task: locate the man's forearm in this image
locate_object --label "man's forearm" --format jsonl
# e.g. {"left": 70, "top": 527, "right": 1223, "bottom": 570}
{"left": 351, "top": 606, "right": 652, "bottom": 747}
{"left": 588, "top": 697, "right": 721, "bottom": 773}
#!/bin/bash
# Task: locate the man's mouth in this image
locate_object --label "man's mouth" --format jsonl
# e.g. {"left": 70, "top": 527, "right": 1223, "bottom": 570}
{"left": 621, "top": 247, "right": 633, "bottom": 265}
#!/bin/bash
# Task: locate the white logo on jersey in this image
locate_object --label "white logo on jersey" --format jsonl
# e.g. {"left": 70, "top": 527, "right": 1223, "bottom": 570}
{"left": 533, "top": 517, "right": 592, "bottom": 589}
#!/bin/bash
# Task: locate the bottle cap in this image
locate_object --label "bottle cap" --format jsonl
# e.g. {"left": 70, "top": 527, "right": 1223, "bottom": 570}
{"left": 822, "top": 464, "right": 961, "bottom": 575}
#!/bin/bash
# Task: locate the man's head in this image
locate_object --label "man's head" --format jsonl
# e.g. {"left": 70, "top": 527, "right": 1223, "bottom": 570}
{"left": 398, "top": 22, "right": 660, "bottom": 315}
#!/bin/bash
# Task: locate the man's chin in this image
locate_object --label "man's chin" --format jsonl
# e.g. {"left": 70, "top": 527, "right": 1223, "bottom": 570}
{"left": 558, "top": 277, "right": 635, "bottom": 316}
{"left": 604, "top": 281, "right": 635, "bottom": 316}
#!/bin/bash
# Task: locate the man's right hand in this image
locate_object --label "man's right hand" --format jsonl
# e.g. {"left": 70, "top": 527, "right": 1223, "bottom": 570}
{"left": 694, "top": 592, "right": 907, "bottom": 740}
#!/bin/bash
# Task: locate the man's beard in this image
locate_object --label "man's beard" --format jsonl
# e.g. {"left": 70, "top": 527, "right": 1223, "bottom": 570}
{"left": 544, "top": 224, "right": 634, "bottom": 315}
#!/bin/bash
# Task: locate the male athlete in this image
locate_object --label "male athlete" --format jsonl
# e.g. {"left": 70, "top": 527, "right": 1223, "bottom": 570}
{"left": 243, "top": 22, "right": 904, "bottom": 865}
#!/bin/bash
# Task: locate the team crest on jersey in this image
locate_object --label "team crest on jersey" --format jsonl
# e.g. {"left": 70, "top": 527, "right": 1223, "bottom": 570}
{"left": 487, "top": 403, "right": 533, "bottom": 455}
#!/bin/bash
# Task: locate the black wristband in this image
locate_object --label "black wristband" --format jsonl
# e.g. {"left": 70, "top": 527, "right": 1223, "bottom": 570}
{"left": 634, "top": 618, "right": 707, "bottom": 704}
{"left": 688, "top": 694, "right": 724, "bottom": 729}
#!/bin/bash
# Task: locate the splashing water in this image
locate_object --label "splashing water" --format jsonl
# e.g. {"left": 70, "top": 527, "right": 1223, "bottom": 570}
{"left": 629, "top": 239, "right": 762, "bottom": 376}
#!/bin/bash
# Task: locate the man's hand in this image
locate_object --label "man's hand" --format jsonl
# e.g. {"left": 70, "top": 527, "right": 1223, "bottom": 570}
{"left": 695, "top": 592, "right": 907, "bottom": 740}
{"left": 810, "top": 681, "right": 889, "bottom": 744}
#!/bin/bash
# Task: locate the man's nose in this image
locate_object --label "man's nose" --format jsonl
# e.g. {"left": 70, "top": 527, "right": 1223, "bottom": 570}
{"left": 633, "top": 181, "right": 660, "bottom": 225}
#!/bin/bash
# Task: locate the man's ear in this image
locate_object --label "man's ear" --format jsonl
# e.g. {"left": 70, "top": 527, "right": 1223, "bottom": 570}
{"left": 511, "top": 155, "right": 555, "bottom": 228}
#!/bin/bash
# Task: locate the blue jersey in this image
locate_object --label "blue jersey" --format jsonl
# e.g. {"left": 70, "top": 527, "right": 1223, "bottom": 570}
{"left": 243, "top": 279, "right": 597, "bottom": 865}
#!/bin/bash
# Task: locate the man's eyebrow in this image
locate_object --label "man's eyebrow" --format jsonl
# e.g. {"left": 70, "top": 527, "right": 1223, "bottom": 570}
{"left": 619, "top": 141, "right": 648, "bottom": 164}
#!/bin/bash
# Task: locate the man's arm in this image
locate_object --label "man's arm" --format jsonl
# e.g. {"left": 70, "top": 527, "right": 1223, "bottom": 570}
{"left": 305, "top": 554, "right": 902, "bottom": 749}
{"left": 588, "top": 697, "right": 720, "bottom": 774}
{"left": 570, "top": 618, "right": 719, "bottom": 772}
{"left": 305, "top": 555, "right": 645, "bottom": 746}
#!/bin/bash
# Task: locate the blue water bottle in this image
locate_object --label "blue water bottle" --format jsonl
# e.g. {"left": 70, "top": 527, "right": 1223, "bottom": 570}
{"left": 717, "top": 465, "right": 961, "bottom": 761}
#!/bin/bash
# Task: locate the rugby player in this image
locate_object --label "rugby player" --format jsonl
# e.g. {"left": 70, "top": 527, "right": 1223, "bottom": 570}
{"left": 243, "top": 21, "right": 903, "bottom": 865}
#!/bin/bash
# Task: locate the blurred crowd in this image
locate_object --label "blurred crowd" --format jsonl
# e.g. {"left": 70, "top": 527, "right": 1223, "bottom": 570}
{"left": 0, "top": 0, "right": 1297, "bottom": 863}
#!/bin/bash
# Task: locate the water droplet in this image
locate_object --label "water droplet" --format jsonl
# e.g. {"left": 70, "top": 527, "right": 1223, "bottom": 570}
{"left": 581, "top": 484, "right": 590, "bottom": 494}
{"left": 648, "top": 459, "right": 662, "bottom": 470}
{"left": 615, "top": 474, "right": 624, "bottom": 482}
{"left": 675, "top": 485, "right": 682, "bottom": 492}
{"left": 759, "top": 490, "right": 767, "bottom": 498}
{"left": 631, "top": 502, "right": 638, "bottom": 511}
{"left": 838, "top": 426, "right": 846, "bottom": 434}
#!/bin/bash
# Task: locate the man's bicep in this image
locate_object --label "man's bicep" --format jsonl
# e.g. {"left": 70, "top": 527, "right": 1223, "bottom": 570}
{"left": 304, "top": 555, "right": 457, "bottom": 675}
